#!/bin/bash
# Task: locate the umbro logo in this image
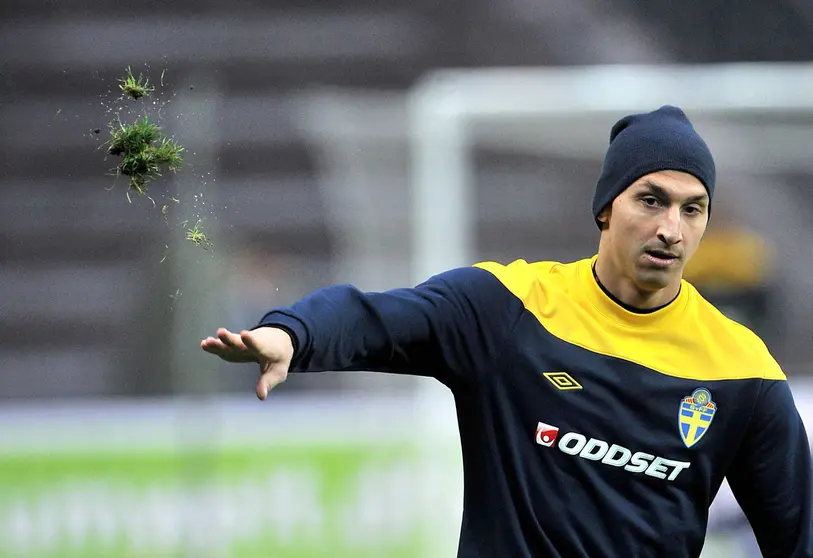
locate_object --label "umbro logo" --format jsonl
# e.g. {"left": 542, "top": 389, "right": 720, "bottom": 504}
{"left": 543, "top": 372, "right": 582, "bottom": 391}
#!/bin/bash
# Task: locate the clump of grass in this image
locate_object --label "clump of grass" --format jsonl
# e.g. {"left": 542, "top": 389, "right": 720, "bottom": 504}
{"left": 102, "top": 67, "right": 209, "bottom": 253}
{"left": 119, "top": 66, "right": 154, "bottom": 100}
{"left": 184, "top": 220, "right": 212, "bottom": 250}
{"left": 106, "top": 115, "right": 184, "bottom": 201}
{"left": 152, "top": 137, "right": 184, "bottom": 171}
{"left": 108, "top": 115, "right": 160, "bottom": 156}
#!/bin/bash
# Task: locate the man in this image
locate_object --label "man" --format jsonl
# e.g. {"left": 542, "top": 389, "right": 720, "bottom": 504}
{"left": 201, "top": 106, "right": 813, "bottom": 557}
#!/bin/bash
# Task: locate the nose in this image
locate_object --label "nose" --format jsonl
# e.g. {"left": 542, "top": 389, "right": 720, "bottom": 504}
{"left": 656, "top": 205, "right": 683, "bottom": 246}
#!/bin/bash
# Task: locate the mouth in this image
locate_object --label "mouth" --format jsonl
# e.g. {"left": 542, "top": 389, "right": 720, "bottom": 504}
{"left": 643, "top": 249, "right": 680, "bottom": 267}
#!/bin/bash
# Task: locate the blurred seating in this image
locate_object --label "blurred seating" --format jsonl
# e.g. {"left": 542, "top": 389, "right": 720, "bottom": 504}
{"left": 2, "top": 0, "right": 812, "bottom": 399}
{"left": 684, "top": 227, "right": 777, "bottom": 343}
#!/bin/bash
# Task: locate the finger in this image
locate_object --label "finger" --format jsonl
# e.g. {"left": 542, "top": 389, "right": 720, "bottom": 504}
{"left": 201, "top": 341, "right": 235, "bottom": 360}
{"left": 256, "top": 378, "right": 267, "bottom": 400}
{"left": 216, "top": 328, "right": 236, "bottom": 344}
{"left": 217, "top": 328, "right": 247, "bottom": 350}
{"left": 256, "top": 365, "right": 286, "bottom": 401}
{"left": 201, "top": 337, "right": 229, "bottom": 353}
{"left": 202, "top": 335, "right": 233, "bottom": 350}
{"left": 202, "top": 336, "right": 241, "bottom": 356}
{"left": 240, "top": 330, "right": 263, "bottom": 354}
{"left": 256, "top": 374, "right": 277, "bottom": 400}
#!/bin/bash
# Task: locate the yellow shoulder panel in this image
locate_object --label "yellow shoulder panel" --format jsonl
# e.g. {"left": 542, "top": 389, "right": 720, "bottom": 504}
{"left": 474, "top": 259, "right": 556, "bottom": 303}
{"left": 688, "top": 290, "right": 785, "bottom": 381}
{"left": 473, "top": 258, "right": 784, "bottom": 382}
{"left": 473, "top": 259, "right": 572, "bottom": 318}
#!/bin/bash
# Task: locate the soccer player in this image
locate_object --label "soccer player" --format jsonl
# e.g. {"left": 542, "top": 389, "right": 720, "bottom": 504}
{"left": 201, "top": 106, "right": 813, "bottom": 557}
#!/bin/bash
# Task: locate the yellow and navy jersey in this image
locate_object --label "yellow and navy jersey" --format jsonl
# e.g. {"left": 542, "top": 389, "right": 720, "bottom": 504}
{"left": 257, "top": 256, "right": 813, "bottom": 558}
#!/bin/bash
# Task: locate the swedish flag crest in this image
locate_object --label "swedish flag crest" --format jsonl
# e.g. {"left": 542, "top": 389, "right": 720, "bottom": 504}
{"left": 678, "top": 388, "right": 717, "bottom": 448}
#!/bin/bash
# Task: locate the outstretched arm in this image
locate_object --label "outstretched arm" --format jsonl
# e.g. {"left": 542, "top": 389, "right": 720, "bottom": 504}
{"left": 202, "top": 264, "right": 528, "bottom": 398}
{"left": 726, "top": 379, "right": 813, "bottom": 557}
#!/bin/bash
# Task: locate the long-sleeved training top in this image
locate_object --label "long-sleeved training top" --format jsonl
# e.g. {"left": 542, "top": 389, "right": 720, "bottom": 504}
{"left": 255, "top": 256, "right": 813, "bottom": 558}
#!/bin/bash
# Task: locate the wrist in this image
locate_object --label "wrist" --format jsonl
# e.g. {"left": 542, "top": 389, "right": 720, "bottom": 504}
{"left": 252, "top": 312, "right": 307, "bottom": 367}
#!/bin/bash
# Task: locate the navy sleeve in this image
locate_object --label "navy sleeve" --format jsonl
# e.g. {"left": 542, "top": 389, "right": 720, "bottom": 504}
{"left": 253, "top": 266, "right": 524, "bottom": 386}
{"left": 726, "top": 380, "right": 813, "bottom": 557}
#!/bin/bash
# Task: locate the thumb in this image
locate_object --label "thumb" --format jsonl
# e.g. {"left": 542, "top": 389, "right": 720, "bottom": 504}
{"left": 256, "top": 361, "right": 289, "bottom": 400}
{"left": 240, "top": 329, "right": 292, "bottom": 401}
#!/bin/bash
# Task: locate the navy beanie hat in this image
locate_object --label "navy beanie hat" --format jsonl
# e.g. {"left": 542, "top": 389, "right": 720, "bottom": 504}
{"left": 592, "top": 105, "right": 716, "bottom": 229}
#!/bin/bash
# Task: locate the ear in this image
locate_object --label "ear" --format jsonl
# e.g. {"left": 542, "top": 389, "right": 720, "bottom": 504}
{"left": 597, "top": 206, "right": 611, "bottom": 230}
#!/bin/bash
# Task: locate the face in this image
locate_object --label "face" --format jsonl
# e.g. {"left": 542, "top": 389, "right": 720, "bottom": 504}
{"left": 597, "top": 170, "right": 709, "bottom": 296}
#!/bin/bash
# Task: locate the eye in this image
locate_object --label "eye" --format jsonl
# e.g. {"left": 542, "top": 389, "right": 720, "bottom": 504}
{"left": 641, "top": 196, "right": 660, "bottom": 208}
{"left": 684, "top": 205, "right": 702, "bottom": 216}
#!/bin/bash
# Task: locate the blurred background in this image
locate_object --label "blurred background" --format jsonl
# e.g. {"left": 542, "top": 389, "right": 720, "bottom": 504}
{"left": 2, "top": 1, "right": 813, "bottom": 556}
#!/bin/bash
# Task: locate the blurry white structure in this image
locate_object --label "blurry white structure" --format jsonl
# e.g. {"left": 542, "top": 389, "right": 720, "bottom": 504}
{"left": 408, "top": 63, "right": 813, "bottom": 280}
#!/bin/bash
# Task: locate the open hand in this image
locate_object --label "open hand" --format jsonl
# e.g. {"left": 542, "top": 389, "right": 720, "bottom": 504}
{"left": 201, "top": 327, "right": 294, "bottom": 400}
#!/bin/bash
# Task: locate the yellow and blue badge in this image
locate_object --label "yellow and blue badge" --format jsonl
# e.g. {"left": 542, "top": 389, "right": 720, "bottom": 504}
{"left": 678, "top": 388, "right": 717, "bottom": 448}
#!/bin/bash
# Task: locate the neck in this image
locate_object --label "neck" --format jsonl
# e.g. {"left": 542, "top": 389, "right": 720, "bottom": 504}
{"left": 593, "top": 256, "right": 681, "bottom": 311}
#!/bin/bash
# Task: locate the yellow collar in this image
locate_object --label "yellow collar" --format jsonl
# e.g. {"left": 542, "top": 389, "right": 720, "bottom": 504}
{"left": 581, "top": 255, "right": 690, "bottom": 329}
